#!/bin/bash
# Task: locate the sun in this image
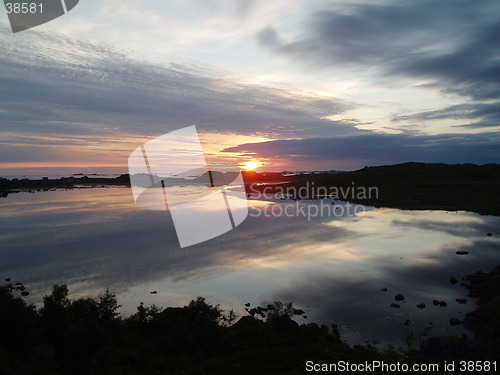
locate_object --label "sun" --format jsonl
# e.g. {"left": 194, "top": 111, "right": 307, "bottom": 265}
{"left": 241, "top": 161, "right": 262, "bottom": 171}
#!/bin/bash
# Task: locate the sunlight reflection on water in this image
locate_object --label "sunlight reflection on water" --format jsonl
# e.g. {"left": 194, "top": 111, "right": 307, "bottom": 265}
{"left": 1, "top": 187, "right": 499, "bottom": 347}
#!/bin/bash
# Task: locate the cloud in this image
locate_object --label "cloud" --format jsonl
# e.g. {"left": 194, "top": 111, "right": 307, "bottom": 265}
{"left": 256, "top": 0, "right": 500, "bottom": 129}
{"left": 0, "top": 27, "right": 364, "bottom": 171}
{"left": 233, "top": 0, "right": 255, "bottom": 18}
{"left": 392, "top": 102, "right": 500, "bottom": 129}
{"left": 0, "top": 28, "right": 354, "bottom": 141}
{"left": 256, "top": 27, "right": 279, "bottom": 48}
{"left": 1, "top": 0, "right": 498, "bottom": 172}
{"left": 224, "top": 132, "right": 500, "bottom": 168}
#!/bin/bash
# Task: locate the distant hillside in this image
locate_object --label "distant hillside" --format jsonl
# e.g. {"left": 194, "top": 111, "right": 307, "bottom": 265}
{"left": 246, "top": 162, "right": 500, "bottom": 216}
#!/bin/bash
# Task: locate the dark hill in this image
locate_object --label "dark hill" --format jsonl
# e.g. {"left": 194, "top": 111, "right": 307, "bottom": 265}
{"left": 246, "top": 162, "right": 500, "bottom": 216}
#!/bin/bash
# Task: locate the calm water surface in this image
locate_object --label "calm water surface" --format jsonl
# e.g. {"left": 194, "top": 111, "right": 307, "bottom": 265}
{"left": 1, "top": 187, "right": 499, "bottom": 347}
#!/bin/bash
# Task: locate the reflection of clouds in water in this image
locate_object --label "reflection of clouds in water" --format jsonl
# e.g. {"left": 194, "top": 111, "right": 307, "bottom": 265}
{"left": 0, "top": 188, "right": 353, "bottom": 298}
{"left": 392, "top": 214, "right": 496, "bottom": 238}
{"left": 277, "top": 267, "right": 470, "bottom": 346}
{"left": 1, "top": 188, "right": 499, "bottom": 347}
{"left": 273, "top": 210, "right": 500, "bottom": 346}
{"left": 325, "top": 209, "right": 500, "bottom": 263}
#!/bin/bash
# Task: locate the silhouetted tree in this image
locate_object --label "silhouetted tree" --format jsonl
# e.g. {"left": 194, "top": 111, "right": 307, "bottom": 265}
{"left": 39, "top": 284, "right": 70, "bottom": 350}
{"left": 0, "top": 286, "right": 38, "bottom": 372}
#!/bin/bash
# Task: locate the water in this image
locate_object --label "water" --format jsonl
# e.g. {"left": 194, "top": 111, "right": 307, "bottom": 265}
{"left": 1, "top": 186, "right": 499, "bottom": 348}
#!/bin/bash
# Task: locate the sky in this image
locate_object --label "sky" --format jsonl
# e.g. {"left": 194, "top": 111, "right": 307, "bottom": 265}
{"left": 0, "top": 0, "right": 499, "bottom": 175}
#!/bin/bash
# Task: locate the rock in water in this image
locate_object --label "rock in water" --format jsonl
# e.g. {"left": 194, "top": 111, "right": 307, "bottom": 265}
{"left": 395, "top": 294, "right": 405, "bottom": 301}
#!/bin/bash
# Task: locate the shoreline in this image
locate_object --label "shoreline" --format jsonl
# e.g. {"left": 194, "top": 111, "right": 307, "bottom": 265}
{"left": 2, "top": 263, "right": 498, "bottom": 373}
{"left": 2, "top": 162, "right": 500, "bottom": 217}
